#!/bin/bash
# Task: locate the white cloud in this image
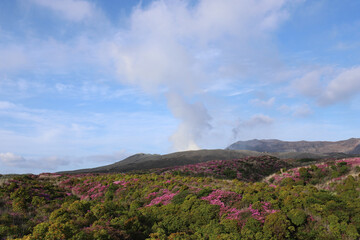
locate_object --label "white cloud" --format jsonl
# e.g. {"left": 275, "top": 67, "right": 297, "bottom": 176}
{"left": 188, "top": 0, "right": 288, "bottom": 39}
{"left": 243, "top": 114, "right": 274, "bottom": 127}
{"left": 55, "top": 83, "right": 73, "bottom": 93}
{"left": 294, "top": 66, "right": 360, "bottom": 105}
{"left": 0, "top": 77, "right": 48, "bottom": 99}
{"left": 320, "top": 66, "right": 360, "bottom": 105}
{"left": 0, "top": 150, "right": 130, "bottom": 174}
{"left": 36, "top": 156, "right": 70, "bottom": 170}
{"left": 0, "top": 0, "right": 311, "bottom": 169}
{"left": 0, "top": 152, "right": 71, "bottom": 173}
{"left": 109, "top": 0, "right": 292, "bottom": 90}
{"left": 0, "top": 45, "right": 28, "bottom": 73}
{"left": 292, "top": 69, "right": 323, "bottom": 97}
{"left": 334, "top": 41, "right": 357, "bottom": 51}
{"left": 0, "top": 152, "right": 25, "bottom": 167}
{"left": 233, "top": 114, "right": 274, "bottom": 139}
{"left": 227, "top": 89, "right": 254, "bottom": 96}
{"left": 30, "top": 0, "right": 95, "bottom": 22}
{"left": 278, "top": 104, "right": 313, "bottom": 117}
{"left": 107, "top": 0, "right": 293, "bottom": 151}
{"left": 0, "top": 100, "right": 176, "bottom": 163}
{"left": 0, "top": 101, "right": 17, "bottom": 110}
{"left": 79, "top": 151, "right": 129, "bottom": 164}
{"left": 292, "top": 104, "right": 313, "bottom": 117}
{"left": 251, "top": 97, "right": 275, "bottom": 107}
{"left": 0, "top": 37, "right": 104, "bottom": 76}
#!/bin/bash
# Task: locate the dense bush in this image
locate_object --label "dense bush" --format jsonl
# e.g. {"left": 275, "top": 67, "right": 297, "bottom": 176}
{"left": 0, "top": 157, "right": 360, "bottom": 239}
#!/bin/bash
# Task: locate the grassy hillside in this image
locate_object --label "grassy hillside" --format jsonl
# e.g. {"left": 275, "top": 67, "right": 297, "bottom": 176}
{"left": 140, "top": 155, "right": 291, "bottom": 182}
{"left": 1, "top": 157, "right": 360, "bottom": 239}
{"left": 61, "top": 149, "right": 351, "bottom": 174}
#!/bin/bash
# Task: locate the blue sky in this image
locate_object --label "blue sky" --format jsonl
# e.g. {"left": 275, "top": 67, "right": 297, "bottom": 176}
{"left": 1, "top": 0, "right": 360, "bottom": 174}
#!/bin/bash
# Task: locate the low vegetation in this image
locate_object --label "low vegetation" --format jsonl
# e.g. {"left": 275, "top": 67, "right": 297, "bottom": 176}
{"left": 1, "top": 156, "right": 360, "bottom": 239}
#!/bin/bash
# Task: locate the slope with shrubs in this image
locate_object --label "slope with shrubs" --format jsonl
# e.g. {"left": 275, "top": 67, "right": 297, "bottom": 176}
{"left": 266, "top": 157, "right": 360, "bottom": 188}
{"left": 144, "top": 155, "right": 291, "bottom": 182}
{"left": 0, "top": 157, "right": 360, "bottom": 239}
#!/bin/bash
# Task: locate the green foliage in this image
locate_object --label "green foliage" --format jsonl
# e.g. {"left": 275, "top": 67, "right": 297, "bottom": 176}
{"left": 241, "top": 217, "right": 263, "bottom": 239}
{"left": 263, "top": 212, "right": 292, "bottom": 240}
{"left": 196, "top": 188, "right": 212, "bottom": 198}
{"left": 223, "top": 168, "right": 237, "bottom": 179}
{"left": 287, "top": 209, "right": 307, "bottom": 226}
{"left": 297, "top": 158, "right": 316, "bottom": 163}
{"left": 299, "top": 168, "right": 311, "bottom": 181}
{"left": 1, "top": 157, "right": 360, "bottom": 239}
{"left": 172, "top": 190, "right": 190, "bottom": 204}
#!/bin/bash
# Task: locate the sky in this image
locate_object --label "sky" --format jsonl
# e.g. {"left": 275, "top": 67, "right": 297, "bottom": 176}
{"left": 0, "top": 0, "right": 360, "bottom": 174}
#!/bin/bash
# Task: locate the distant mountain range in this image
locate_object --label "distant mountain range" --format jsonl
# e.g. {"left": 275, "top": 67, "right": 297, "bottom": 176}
{"left": 61, "top": 138, "right": 360, "bottom": 174}
{"left": 226, "top": 138, "right": 360, "bottom": 154}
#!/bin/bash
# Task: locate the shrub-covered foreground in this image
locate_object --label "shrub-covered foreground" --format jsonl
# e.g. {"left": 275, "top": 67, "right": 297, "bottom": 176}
{"left": 1, "top": 157, "right": 360, "bottom": 239}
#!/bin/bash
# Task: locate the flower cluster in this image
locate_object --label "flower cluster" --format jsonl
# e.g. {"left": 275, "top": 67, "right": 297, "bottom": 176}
{"left": 249, "top": 202, "right": 279, "bottom": 223}
{"left": 339, "top": 157, "right": 360, "bottom": 166}
{"left": 60, "top": 177, "right": 109, "bottom": 200}
{"left": 113, "top": 180, "right": 130, "bottom": 186}
{"left": 271, "top": 169, "right": 301, "bottom": 183}
{"left": 146, "top": 189, "right": 179, "bottom": 207}
{"left": 201, "top": 189, "right": 246, "bottom": 221}
{"left": 59, "top": 174, "right": 141, "bottom": 201}
{"left": 201, "top": 189, "right": 242, "bottom": 208}
{"left": 268, "top": 157, "right": 360, "bottom": 186}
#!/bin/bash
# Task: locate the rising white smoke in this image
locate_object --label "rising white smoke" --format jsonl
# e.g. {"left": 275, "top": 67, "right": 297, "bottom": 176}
{"left": 167, "top": 92, "right": 212, "bottom": 151}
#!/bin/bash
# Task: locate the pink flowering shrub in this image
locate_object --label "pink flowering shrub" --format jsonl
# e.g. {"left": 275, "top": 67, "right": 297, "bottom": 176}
{"left": 339, "top": 157, "right": 360, "bottom": 166}
{"left": 113, "top": 180, "right": 129, "bottom": 187}
{"left": 248, "top": 202, "right": 279, "bottom": 223}
{"left": 60, "top": 176, "right": 110, "bottom": 200}
{"left": 201, "top": 189, "right": 279, "bottom": 223}
{"left": 201, "top": 189, "right": 242, "bottom": 208}
{"left": 268, "top": 157, "right": 360, "bottom": 186}
{"left": 201, "top": 189, "right": 246, "bottom": 221}
{"left": 58, "top": 175, "right": 140, "bottom": 201}
{"left": 146, "top": 189, "right": 178, "bottom": 207}
{"left": 225, "top": 207, "right": 249, "bottom": 221}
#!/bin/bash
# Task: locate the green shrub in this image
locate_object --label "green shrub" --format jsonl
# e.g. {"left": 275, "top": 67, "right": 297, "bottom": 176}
{"left": 172, "top": 190, "right": 190, "bottom": 204}
{"left": 196, "top": 188, "right": 213, "bottom": 198}
{"left": 287, "top": 209, "right": 307, "bottom": 226}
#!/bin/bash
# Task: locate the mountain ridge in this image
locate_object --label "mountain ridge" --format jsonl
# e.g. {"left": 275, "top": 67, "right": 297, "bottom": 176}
{"left": 60, "top": 138, "right": 360, "bottom": 174}
{"left": 61, "top": 149, "right": 266, "bottom": 174}
{"left": 60, "top": 150, "right": 353, "bottom": 174}
{"left": 226, "top": 138, "right": 360, "bottom": 154}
